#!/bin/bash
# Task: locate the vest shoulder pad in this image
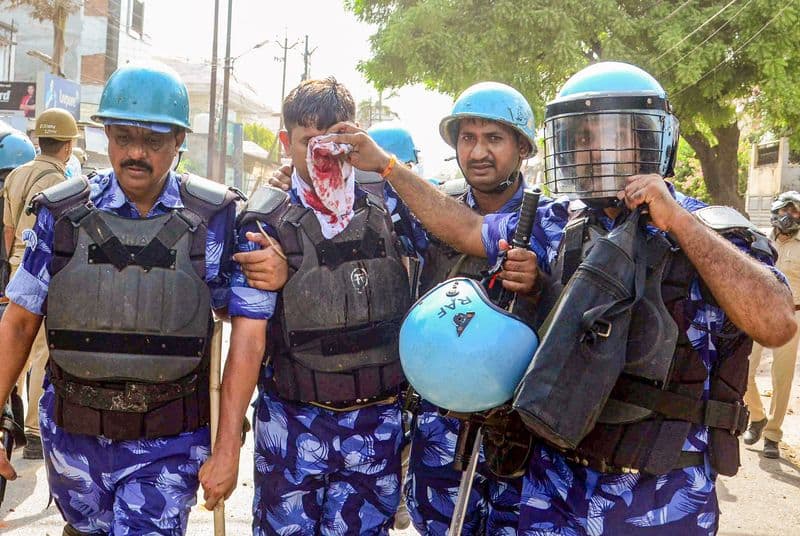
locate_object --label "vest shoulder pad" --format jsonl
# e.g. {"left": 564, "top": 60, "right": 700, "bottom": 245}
{"left": 694, "top": 205, "right": 776, "bottom": 261}
{"left": 440, "top": 178, "right": 468, "bottom": 198}
{"left": 694, "top": 205, "right": 753, "bottom": 233}
{"left": 237, "top": 186, "right": 290, "bottom": 228}
{"left": 179, "top": 173, "right": 245, "bottom": 222}
{"left": 28, "top": 177, "right": 90, "bottom": 218}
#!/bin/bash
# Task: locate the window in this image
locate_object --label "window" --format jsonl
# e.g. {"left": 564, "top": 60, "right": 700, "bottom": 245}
{"left": 756, "top": 143, "right": 780, "bottom": 167}
{"left": 129, "top": 0, "right": 144, "bottom": 37}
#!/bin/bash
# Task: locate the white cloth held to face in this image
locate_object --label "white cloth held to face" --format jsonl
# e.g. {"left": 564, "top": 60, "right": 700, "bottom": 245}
{"left": 293, "top": 134, "right": 355, "bottom": 239}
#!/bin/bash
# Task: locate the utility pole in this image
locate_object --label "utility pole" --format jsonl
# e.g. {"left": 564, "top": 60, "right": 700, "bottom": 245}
{"left": 218, "top": 0, "right": 234, "bottom": 183}
{"left": 301, "top": 35, "right": 316, "bottom": 81}
{"left": 267, "top": 31, "right": 298, "bottom": 163}
{"left": 206, "top": 0, "right": 221, "bottom": 178}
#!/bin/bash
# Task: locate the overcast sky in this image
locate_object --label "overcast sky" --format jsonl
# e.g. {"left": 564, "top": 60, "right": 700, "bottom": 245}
{"left": 147, "top": 0, "right": 457, "bottom": 178}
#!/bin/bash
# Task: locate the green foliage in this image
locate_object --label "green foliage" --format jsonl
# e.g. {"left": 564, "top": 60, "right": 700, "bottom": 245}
{"left": 0, "top": 0, "right": 81, "bottom": 21}
{"left": 671, "top": 138, "right": 709, "bottom": 203}
{"left": 347, "top": 0, "right": 800, "bottom": 205}
{"left": 243, "top": 123, "right": 276, "bottom": 152}
{"left": 176, "top": 156, "right": 203, "bottom": 176}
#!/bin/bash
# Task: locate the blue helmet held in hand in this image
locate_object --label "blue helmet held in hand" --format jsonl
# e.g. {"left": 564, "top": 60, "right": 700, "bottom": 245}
{"left": 543, "top": 61, "right": 679, "bottom": 201}
{"left": 368, "top": 122, "right": 419, "bottom": 164}
{"left": 400, "top": 278, "right": 539, "bottom": 413}
{"left": 439, "top": 82, "right": 536, "bottom": 154}
{"left": 0, "top": 130, "right": 36, "bottom": 172}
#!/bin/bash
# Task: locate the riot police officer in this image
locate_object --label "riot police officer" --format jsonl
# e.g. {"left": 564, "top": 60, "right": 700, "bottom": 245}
{"left": 744, "top": 191, "right": 800, "bottom": 459}
{"left": 2, "top": 109, "right": 77, "bottom": 460}
{"left": 0, "top": 62, "right": 240, "bottom": 535}
{"left": 508, "top": 62, "right": 795, "bottom": 535}
{"left": 0, "top": 128, "right": 36, "bottom": 431}
{"left": 405, "top": 82, "right": 545, "bottom": 536}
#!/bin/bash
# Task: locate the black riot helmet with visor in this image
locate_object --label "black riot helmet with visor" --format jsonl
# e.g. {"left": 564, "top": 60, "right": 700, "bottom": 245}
{"left": 543, "top": 62, "right": 680, "bottom": 204}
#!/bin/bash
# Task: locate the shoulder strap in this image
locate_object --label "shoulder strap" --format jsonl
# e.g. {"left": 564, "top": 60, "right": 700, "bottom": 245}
{"left": 179, "top": 173, "right": 244, "bottom": 225}
{"left": 560, "top": 216, "right": 588, "bottom": 284}
{"left": 236, "top": 186, "right": 291, "bottom": 229}
{"left": 28, "top": 176, "right": 91, "bottom": 220}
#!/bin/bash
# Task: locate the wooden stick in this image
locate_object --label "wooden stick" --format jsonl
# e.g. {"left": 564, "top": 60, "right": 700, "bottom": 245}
{"left": 209, "top": 318, "right": 226, "bottom": 536}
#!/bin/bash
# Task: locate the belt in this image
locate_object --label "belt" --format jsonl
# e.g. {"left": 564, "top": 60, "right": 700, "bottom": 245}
{"left": 567, "top": 450, "right": 705, "bottom": 475}
{"left": 310, "top": 395, "right": 398, "bottom": 412}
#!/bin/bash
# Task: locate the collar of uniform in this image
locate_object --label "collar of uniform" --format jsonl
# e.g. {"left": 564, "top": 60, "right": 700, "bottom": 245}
{"left": 99, "top": 170, "right": 185, "bottom": 213}
{"left": 33, "top": 154, "right": 66, "bottom": 172}
{"left": 771, "top": 229, "right": 800, "bottom": 242}
{"left": 465, "top": 172, "right": 525, "bottom": 213}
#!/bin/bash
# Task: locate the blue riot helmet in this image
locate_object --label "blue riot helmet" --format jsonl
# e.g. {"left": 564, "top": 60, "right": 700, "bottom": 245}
{"left": 400, "top": 278, "right": 539, "bottom": 413}
{"left": 0, "top": 130, "right": 36, "bottom": 172}
{"left": 439, "top": 82, "right": 536, "bottom": 193}
{"left": 92, "top": 61, "right": 192, "bottom": 132}
{"left": 440, "top": 82, "right": 536, "bottom": 152}
{"left": 543, "top": 61, "right": 680, "bottom": 202}
{"left": 368, "top": 122, "right": 419, "bottom": 164}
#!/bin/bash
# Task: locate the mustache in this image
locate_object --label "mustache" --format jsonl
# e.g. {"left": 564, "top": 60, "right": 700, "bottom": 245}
{"left": 467, "top": 159, "right": 495, "bottom": 168}
{"left": 121, "top": 159, "right": 153, "bottom": 173}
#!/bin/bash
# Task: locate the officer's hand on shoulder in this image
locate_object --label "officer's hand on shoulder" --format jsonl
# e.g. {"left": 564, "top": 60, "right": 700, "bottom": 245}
{"left": 618, "top": 174, "right": 684, "bottom": 232}
{"left": 267, "top": 164, "right": 293, "bottom": 191}
{"left": 0, "top": 445, "right": 17, "bottom": 481}
{"left": 232, "top": 232, "right": 289, "bottom": 291}
{"left": 497, "top": 239, "right": 540, "bottom": 297}
{"left": 326, "top": 122, "right": 392, "bottom": 174}
{"left": 199, "top": 450, "right": 239, "bottom": 510}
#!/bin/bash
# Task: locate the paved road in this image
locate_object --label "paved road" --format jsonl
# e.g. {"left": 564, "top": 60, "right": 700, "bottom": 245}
{"left": 2, "top": 335, "right": 799, "bottom": 535}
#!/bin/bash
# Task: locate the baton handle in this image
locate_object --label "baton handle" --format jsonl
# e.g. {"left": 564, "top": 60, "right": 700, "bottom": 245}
{"left": 511, "top": 187, "right": 542, "bottom": 249}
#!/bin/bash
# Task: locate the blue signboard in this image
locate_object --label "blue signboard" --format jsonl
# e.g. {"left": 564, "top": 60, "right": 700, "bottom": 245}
{"left": 36, "top": 72, "right": 81, "bottom": 120}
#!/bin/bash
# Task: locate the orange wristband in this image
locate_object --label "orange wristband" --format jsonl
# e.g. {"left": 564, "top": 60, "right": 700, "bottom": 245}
{"left": 380, "top": 155, "right": 397, "bottom": 178}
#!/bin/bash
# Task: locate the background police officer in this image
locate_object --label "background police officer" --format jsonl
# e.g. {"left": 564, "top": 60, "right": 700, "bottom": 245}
{"left": 744, "top": 191, "right": 800, "bottom": 459}
{"left": 405, "top": 82, "right": 544, "bottom": 536}
{"left": 0, "top": 62, "right": 238, "bottom": 535}
{"left": 2, "top": 108, "right": 77, "bottom": 460}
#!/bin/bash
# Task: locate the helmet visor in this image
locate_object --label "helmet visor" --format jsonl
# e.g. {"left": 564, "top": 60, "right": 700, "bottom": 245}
{"left": 544, "top": 112, "right": 664, "bottom": 199}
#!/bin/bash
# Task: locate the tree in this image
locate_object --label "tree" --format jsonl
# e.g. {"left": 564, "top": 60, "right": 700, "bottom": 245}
{"left": 243, "top": 122, "right": 276, "bottom": 152}
{"left": 356, "top": 90, "right": 399, "bottom": 129}
{"left": 346, "top": 0, "right": 800, "bottom": 210}
{"left": 0, "top": 0, "right": 82, "bottom": 75}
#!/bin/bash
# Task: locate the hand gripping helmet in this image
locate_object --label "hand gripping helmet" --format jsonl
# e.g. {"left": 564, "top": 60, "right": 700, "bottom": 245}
{"left": 543, "top": 61, "right": 679, "bottom": 201}
{"left": 771, "top": 191, "right": 800, "bottom": 234}
{"left": 91, "top": 61, "right": 192, "bottom": 131}
{"left": 439, "top": 82, "right": 536, "bottom": 154}
{"left": 399, "top": 278, "right": 539, "bottom": 413}
{"left": 0, "top": 130, "right": 36, "bottom": 172}
{"left": 367, "top": 122, "right": 419, "bottom": 164}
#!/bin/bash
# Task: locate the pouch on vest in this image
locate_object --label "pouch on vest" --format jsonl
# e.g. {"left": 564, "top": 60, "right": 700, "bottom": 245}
{"left": 513, "top": 208, "right": 646, "bottom": 450}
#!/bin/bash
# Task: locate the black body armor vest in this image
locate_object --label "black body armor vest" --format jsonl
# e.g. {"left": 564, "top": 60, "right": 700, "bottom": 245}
{"left": 238, "top": 176, "right": 412, "bottom": 408}
{"left": 31, "top": 173, "right": 241, "bottom": 440}
{"left": 526, "top": 207, "right": 768, "bottom": 476}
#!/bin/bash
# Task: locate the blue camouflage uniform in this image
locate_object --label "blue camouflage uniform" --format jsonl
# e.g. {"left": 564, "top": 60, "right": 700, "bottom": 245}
{"left": 230, "top": 182, "right": 426, "bottom": 536}
{"left": 5, "top": 171, "right": 235, "bottom": 535}
{"left": 405, "top": 181, "right": 568, "bottom": 536}
{"left": 482, "top": 184, "right": 785, "bottom": 536}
